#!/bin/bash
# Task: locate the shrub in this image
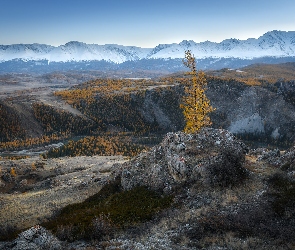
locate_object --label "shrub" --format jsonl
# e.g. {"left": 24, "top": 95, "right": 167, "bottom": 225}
{"left": 267, "top": 172, "right": 295, "bottom": 216}
{"left": 89, "top": 214, "right": 114, "bottom": 240}
{"left": 207, "top": 147, "right": 248, "bottom": 188}
{"left": 42, "top": 178, "right": 173, "bottom": 241}
{"left": 0, "top": 224, "right": 19, "bottom": 241}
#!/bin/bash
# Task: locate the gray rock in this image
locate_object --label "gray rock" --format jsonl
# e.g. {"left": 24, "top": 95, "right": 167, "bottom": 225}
{"left": 118, "top": 128, "right": 248, "bottom": 193}
{"left": 2, "top": 173, "right": 13, "bottom": 183}
{"left": 0, "top": 179, "right": 5, "bottom": 188}
{"left": 19, "top": 179, "right": 28, "bottom": 187}
{"left": 3, "top": 225, "right": 61, "bottom": 250}
{"left": 257, "top": 148, "right": 281, "bottom": 165}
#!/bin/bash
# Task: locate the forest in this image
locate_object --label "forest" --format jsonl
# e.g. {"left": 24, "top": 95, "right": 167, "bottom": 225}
{"left": 0, "top": 78, "right": 183, "bottom": 154}
{"left": 1, "top": 67, "right": 295, "bottom": 156}
{"left": 43, "top": 135, "right": 148, "bottom": 158}
{"left": 0, "top": 103, "right": 26, "bottom": 142}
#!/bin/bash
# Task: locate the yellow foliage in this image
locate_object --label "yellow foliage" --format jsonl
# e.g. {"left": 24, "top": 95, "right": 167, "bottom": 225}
{"left": 242, "top": 78, "right": 261, "bottom": 86}
{"left": 10, "top": 167, "right": 16, "bottom": 177}
{"left": 31, "top": 163, "right": 36, "bottom": 171}
{"left": 0, "top": 134, "right": 65, "bottom": 151}
{"left": 181, "top": 50, "right": 214, "bottom": 133}
{"left": 44, "top": 134, "right": 147, "bottom": 158}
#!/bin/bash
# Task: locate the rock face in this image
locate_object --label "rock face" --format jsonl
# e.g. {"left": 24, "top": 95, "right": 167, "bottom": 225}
{"left": 207, "top": 79, "right": 295, "bottom": 144}
{"left": 134, "top": 85, "right": 185, "bottom": 132}
{"left": 2, "top": 225, "right": 61, "bottom": 250}
{"left": 119, "top": 128, "right": 248, "bottom": 193}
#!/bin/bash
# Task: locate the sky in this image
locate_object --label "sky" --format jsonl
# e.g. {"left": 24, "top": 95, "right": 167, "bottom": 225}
{"left": 0, "top": 0, "right": 294, "bottom": 48}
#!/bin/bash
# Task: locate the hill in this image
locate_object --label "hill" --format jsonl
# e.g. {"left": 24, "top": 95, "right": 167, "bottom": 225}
{"left": 207, "top": 62, "right": 295, "bottom": 83}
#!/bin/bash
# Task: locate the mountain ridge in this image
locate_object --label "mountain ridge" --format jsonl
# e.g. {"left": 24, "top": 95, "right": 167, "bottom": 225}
{"left": 1, "top": 30, "right": 295, "bottom": 64}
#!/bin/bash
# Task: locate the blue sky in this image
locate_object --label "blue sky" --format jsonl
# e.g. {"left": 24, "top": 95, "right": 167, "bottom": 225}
{"left": 0, "top": 0, "right": 294, "bottom": 47}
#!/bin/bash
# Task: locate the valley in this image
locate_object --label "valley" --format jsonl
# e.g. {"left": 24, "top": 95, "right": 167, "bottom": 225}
{"left": 2, "top": 62, "right": 295, "bottom": 155}
{"left": 1, "top": 0, "right": 295, "bottom": 244}
{"left": 0, "top": 61, "right": 295, "bottom": 249}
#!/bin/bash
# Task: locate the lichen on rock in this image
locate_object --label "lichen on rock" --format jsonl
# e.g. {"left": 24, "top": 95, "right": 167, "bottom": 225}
{"left": 3, "top": 225, "right": 61, "bottom": 250}
{"left": 117, "top": 128, "right": 249, "bottom": 193}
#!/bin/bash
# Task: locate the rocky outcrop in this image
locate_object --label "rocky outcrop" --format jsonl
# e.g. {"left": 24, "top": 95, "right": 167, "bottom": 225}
{"left": 132, "top": 79, "right": 295, "bottom": 145}
{"left": 207, "top": 79, "right": 295, "bottom": 144}
{"left": 251, "top": 145, "right": 295, "bottom": 178}
{"left": 2, "top": 225, "right": 61, "bottom": 250}
{"left": 117, "top": 128, "right": 248, "bottom": 193}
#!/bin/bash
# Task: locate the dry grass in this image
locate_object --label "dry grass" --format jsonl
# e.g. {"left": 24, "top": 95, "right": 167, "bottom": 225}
{"left": 207, "top": 62, "right": 295, "bottom": 84}
{"left": 0, "top": 155, "right": 126, "bottom": 234}
{"left": 1, "top": 185, "right": 103, "bottom": 230}
{"left": 244, "top": 154, "right": 279, "bottom": 176}
{"left": 221, "top": 190, "right": 239, "bottom": 205}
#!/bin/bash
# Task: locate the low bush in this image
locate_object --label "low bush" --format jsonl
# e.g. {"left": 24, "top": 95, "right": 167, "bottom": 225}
{"left": 267, "top": 172, "right": 295, "bottom": 216}
{"left": 42, "top": 177, "right": 173, "bottom": 241}
{"left": 0, "top": 224, "right": 20, "bottom": 241}
{"left": 207, "top": 147, "right": 248, "bottom": 188}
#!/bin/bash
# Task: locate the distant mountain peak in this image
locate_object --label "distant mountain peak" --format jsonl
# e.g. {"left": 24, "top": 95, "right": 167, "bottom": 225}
{"left": 0, "top": 30, "right": 294, "bottom": 64}
{"left": 64, "top": 41, "right": 85, "bottom": 46}
{"left": 179, "top": 40, "right": 195, "bottom": 46}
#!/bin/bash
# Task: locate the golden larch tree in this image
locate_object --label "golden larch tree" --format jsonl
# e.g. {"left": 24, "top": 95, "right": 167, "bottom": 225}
{"left": 180, "top": 50, "right": 214, "bottom": 133}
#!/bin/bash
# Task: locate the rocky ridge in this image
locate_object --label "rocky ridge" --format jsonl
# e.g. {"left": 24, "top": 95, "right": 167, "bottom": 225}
{"left": 2, "top": 225, "right": 61, "bottom": 250}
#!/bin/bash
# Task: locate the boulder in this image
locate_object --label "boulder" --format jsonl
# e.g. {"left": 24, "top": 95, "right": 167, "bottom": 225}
{"left": 3, "top": 225, "right": 61, "bottom": 250}
{"left": 119, "top": 128, "right": 248, "bottom": 193}
{"left": 0, "top": 179, "right": 5, "bottom": 188}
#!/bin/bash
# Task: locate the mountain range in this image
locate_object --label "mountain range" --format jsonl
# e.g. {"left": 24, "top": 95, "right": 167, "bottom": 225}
{"left": 0, "top": 30, "right": 295, "bottom": 73}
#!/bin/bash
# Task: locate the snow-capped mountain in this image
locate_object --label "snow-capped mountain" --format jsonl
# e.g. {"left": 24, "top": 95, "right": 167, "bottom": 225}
{"left": 0, "top": 41, "right": 152, "bottom": 64}
{"left": 0, "top": 30, "right": 295, "bottom": 73}
{"left": 0, "top": 30, "right": 294, "bottom": 64}
{"left": 147, "top": 30, "right": 295, "bottom": 59}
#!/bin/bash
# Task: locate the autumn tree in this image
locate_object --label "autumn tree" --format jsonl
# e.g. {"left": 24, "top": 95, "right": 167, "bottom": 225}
{"left": 181, "top": 50, "right": 214, "bottom": 133}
